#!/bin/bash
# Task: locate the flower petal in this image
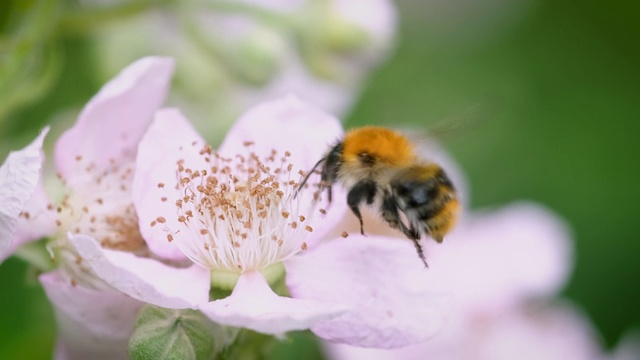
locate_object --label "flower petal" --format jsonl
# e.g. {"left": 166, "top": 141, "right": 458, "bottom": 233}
{"left": 40, "top": 270, "right": 142, "bottom": 360}
{"left": 199, "top": 271, "right": 348, "bottom": 336}
{"left": 612, "top": 331, "right": 640, "bottom": 360}
{"left": 54, "top": 57, "right": 174, "bottom": 181}
{"left": 218, "top": 95, "right": 347, "bottom": 243}
{"left": 469, "top": 304, "right": 604, "bottom": 360}
{"left": 68, "top": 233, "right": 210, "bottom": 309}
{"left": 420, "top": 202, "right": 573, "bottom": 311}
{"left": 323, "top": 303, "right": 607, "bottom": 360}
{"left": 218, "top": 95, "right": 343, "bottom": 172}
{"left": 133, "top": 108, "right": 206, "bottom": 260}
{"left": 13, "top": 182, "right": 56, "bottom": 248}
{"left": 0, "top": 127, "right": 49, "bottom": 263}
{"left": 285, "top": 235, "right": 450, "bottom": 348}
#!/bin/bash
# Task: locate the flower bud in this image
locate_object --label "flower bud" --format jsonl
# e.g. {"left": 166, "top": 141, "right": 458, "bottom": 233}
{"left": 129, "top": 306, "right": 217, "bottom": 360}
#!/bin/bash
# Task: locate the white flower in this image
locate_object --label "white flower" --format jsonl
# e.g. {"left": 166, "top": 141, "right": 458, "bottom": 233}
{"left": 1, "top": 57, "right": 176, "bottom": 359}
{"left": 67, "top": 96, "right": 451, "bottom": 347}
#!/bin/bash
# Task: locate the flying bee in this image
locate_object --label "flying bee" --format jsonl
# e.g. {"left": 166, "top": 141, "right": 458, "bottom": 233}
{"left": 297, "top": 126, "right": 460, "bottom": 267}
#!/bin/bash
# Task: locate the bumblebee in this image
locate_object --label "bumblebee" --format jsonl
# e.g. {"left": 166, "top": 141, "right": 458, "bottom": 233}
{"left": 298, "top": 126, "right": 459, "bottom": 267}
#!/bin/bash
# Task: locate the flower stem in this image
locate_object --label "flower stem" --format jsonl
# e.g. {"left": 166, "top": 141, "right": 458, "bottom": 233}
{"left": 218, "top": 328, "right": 277, "bottom": 360}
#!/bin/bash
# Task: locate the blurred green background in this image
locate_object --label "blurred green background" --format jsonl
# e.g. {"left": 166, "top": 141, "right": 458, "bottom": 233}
{"left": 1, "top": 0, "right": 638, "bottom": 358}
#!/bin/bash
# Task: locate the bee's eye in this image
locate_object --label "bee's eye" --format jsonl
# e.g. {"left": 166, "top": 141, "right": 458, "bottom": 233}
{"left": 357, "top": 152, "right": 376, "bottom": 166}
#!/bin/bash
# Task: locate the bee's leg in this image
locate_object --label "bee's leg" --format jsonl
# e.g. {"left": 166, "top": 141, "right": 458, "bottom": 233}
{"left": 410, "top": 238, "right": 429, "bottom": 268}
{"left": 381, "top": 192, "right": 428, "bottom": 267}
{"left": 381, "top": 191, "right": 419, "bottom": 238}
{"left": 346, "top": 180, "right": 377, "bottom": 235}
{"left": 381, "top": 191, "right": 402, "bottom": 231}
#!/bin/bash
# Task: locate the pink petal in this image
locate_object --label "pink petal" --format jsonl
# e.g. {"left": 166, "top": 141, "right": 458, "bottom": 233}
{"left": 219, "top": 95, "right": 347, "bottom": 243}
{"left": 55, "top": 57, "right": 174, "bottom": 181}
{"left": 0, "top": 127, "right": 49, "bottom": 262}
{"left": 68, "top": 234, "right": 210, "bottom": 309}
{"left": 285, "top": 235, "right": 450, "bottom": 348}
{"left": 323, "top": 303, "right": 606, "bottom": 360}
{"left": 612, "top": 332, "right": 640, "bottom": 360}
{"left": 13, "top": 182, "right": 56, "bottom": 248}
{"left": 469, "top": 304, "right": 604, "bottom": 360}
{"left": 420, "top": 202, "right": 573, "bottom": 311}
{"left": 302, "top": 184, "right": 351, "bottom": 248}
{"left": 199, "top": 271, "right": 348, "bottom": 336}
{"left": 40, "top": 270, "right": 142, "bottom": 360}
{"left": 218, "top": 95, "right": 343, "bottom": 172}
{"left": 133, "top": 108, "right": 206, "bottom": 260}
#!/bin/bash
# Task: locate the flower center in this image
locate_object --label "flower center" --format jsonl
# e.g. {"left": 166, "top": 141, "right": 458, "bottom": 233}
{"left": 165, "top": 143, "right": 315, "bottom": 273}
{"left": 50, "top": 156, "right": 148, "bottom": 288}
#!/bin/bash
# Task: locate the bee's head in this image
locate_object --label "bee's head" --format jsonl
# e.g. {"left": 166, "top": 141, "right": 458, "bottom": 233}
{"left": 321, "top": 140, "right": 344, "bottom": 184}
{"left": 295, "top": 140, "right": 343, "bottom": 198}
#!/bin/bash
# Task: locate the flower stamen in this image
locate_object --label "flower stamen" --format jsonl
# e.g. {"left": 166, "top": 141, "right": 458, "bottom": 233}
{"left": 161, "top": 144, "right": 315, "bottom": 273}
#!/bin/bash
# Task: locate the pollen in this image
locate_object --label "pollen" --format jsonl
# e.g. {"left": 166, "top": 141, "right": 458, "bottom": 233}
{"left": 50, "top": 156, "right": 149, "bottom": 290}
{"left": 156, "top": 144, "right": 319, "bottom": 273}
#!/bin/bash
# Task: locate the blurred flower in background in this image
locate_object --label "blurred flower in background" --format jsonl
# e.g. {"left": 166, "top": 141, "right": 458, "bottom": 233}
{"left": 97, "top": 0, "right": 396, "bottom": 139}
{"left": 0, "top": 0, "right": 396, "bottom": 145}
{"left": 2, "top": 0, "right": 640, "bottom": 359}
{"left": 325, "top": 303, "right": 632, "bottom": 360}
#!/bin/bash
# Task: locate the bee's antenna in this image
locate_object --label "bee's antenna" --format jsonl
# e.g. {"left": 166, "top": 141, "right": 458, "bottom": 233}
{"left": 294, "top": 157, "right": 325, "bottom": 199}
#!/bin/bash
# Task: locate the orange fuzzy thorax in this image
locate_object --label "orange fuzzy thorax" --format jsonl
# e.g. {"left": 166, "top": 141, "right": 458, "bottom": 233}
{"left": 342, "top": 126, "right": 416, "bottom": 167}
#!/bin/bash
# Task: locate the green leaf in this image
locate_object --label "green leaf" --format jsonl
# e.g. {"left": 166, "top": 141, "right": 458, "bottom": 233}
{"left": 129, "top": 306, "right": 217, "bottom": 360}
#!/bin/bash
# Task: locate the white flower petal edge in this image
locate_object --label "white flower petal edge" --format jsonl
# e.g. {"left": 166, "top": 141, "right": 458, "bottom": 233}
{"left": 199, "top": 271, "right": 350, "bottom": 336}
{"left": 285, "top": 235, "right": 450, "bottom": 348}
{"left": 40, "top": 270, "right": 142, "bottom": 360}
{"left": 133, "top": 108, "right": 205, "bottom": 261}
{"left": 68, "top": 234, "right": 210, "bottom": 309}
{"left": 54, "top": 57, "right": 174, "bottom": 181}
{"left": 0, "top": 127, "right": 49, "bottom": 263}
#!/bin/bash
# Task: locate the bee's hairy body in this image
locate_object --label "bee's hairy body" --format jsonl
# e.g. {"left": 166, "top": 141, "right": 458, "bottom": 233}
{"left": 299, "top": 126, "right": 459, "bottom": 267}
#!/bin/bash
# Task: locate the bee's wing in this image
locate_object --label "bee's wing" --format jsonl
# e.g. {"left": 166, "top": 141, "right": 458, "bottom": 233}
{"left": 399, "top": 102, "right": 497, "bottom": 144}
